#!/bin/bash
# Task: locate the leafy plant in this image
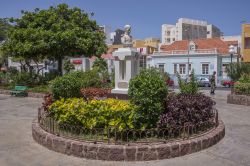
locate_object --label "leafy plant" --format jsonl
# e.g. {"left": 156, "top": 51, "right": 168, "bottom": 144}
{"left": 128, "top": 68, "right": 168, "bottom": 129}
{"left": 234, "top": 83, "right": 250, "bottom": 95}
{"left": 80, "top": 87, "right": 111, "bottom": 100}
{"left": 238, "top": 73, "right": 250, "bottom": 83}
{"left": 234, "top": 74, "right": 250, "bottom": 95}
{"left": 50, "top": 70, "right": 103, "bottom": 99}
{"left": 42, "top": 93, "right": 53, "bottom": 111}
{"left": 177, "top": 70, "right": 199, "bottom": 94}
{"left": 158, "top": 93, "right": 215, "bottom": 128}
{"left": 226, "top": 62, "right": 250, "bottom": 81}
{"left": 49, "top": 98, "right": 137, "bottom": 131}
{"left": 63, "top": 59, "right": 75, "bottom": 74}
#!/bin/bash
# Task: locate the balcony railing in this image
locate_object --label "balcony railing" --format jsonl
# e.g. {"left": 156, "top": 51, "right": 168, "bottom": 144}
{"left": 153, "top": 48, "right": 218, "bottom": 55}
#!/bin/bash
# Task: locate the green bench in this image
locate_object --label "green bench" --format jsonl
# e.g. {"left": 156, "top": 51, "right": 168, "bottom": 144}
{"left": 10, "top": 86, "right": 28, "bottom": 97}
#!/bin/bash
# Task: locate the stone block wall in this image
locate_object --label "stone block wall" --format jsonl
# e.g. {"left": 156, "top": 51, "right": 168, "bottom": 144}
{"left": 32, "top": 120, "right": 225, "bottom": 161}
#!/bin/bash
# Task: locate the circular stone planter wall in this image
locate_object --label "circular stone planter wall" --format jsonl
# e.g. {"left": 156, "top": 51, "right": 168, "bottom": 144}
{"left": 32, "top": 120, "right": 225, "bottom": 161}
{"left": 227, "top": 94, "right": 250, "bottom": 106}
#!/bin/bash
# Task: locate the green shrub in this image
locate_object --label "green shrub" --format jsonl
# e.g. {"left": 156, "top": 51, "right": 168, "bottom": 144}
{"left": 50, "top": 70, "right": 102, "bottom": 99}
{"left": 238, "top": 73, "right": 250, "bottom": 83}
{"left": 11, "top": 72, "right": 35, "bottom": 86}
{"left": 177, "top": 70, "right": 199, "bottom": 94}
{"left": 226, "top": 62, "right": 250, "bottom": 81}
{"left": 128, "top": 68, "right": 168, "bottom": 129}
{"left": 49, "top": 98, "right": 137, "bottom": 130}
{"left": 63, "top": 59, "right": 75, "bottom": 74}
{"left": 234, "top": 74, "right": 250, "bottom": 95}
{"left": 50, "top": 71, "right": 84, "bottom": 99}
{"left": 234, "top": 83, "right": 250, "bottom": 95}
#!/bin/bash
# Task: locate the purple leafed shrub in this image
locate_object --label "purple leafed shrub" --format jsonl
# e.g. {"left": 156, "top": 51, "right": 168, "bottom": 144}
{"left": 158, "top": 93, "right": 215, "bottom": 128}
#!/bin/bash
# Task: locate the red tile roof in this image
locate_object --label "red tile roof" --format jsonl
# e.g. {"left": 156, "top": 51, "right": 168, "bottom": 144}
{"left": 160, "top": 38, "right": 230, "bottom": 54}
{"left": 224, "top": 41, "right": 238, "bottom": 46}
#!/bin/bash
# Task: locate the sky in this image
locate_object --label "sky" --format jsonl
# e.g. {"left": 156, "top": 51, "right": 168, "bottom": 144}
{"left": 0, "top": 0, "right": 249, "bottom": 40}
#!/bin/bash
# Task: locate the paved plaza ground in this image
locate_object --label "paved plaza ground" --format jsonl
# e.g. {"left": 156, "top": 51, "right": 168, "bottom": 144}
{"left": 0, "top": 90, "right": 250, "bottom": 166}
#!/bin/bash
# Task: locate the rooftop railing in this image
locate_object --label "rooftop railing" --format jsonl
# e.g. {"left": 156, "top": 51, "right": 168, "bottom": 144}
{"left": 153, "top": 48, "right": 218, "bottom": 55}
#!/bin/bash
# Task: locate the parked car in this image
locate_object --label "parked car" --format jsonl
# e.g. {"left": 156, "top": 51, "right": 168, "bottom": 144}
{"left": 222, "top": 80, "right": 234, "bottom": 88}
{"left": 196, "top": 77, "right": 211, "bottom": 87}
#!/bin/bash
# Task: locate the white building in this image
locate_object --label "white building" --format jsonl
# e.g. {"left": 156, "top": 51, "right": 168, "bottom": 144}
{"left": 221, "top": 35, "right": 242, "bottom": 49}
{"left": 68, "top": 57, "right": 91, "bottom": 72}
{"left": 162, "top": 18, "right": 222, "bottom": 45}
{"left": 7, "top": 58, "right": 52, "bottom": 74}
{"left": 100, "top": 25, "right": 112, "bottom": 45}
{"left": 148, "top": 38, "right": 239, "bottom": 85}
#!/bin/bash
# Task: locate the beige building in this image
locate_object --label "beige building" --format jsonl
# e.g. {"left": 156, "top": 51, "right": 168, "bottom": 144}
{"left": 162, "top": 18, "right": 222, "bottom": 45}
{"left": 133, "top": 37, "right": 160, "bottom": 54}
{"left": 242, "top": 24, "right": 250, "bottom": 62}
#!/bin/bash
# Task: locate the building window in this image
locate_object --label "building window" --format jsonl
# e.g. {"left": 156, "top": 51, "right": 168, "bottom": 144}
{"left": 245, "top": 37, "right": 250, "bottom": 49}
{"left": 174, "top": 64, "right": 177, "bottom": 74}
{"left": 179, "top": 64, "right": 186, "bottom": 74}
{"left": 202, "top": 64, "right": 209, "bottom": 75}
{"left": 140, "top": 55, "right": 147, "bottom": 69}
{"left": 188, "top": 64, "right": 192, "bottom": 73}
{"left": 222, "top": 64, "right": 228, "bottom": 76}
{"left": 167, "top": 38, "right": 170, "bottom": 42}
{"left": 167, "top": 31, "right": 170, "bottom": 35}
{"left": 173, "top": 38, "right": 175, "bottom": 42}
{"left": 158, "top": 64, "right": 165, "bottom": 73}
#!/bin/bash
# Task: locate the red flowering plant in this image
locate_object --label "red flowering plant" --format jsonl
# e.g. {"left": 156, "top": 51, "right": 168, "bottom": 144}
{"left": 42, "top": 93, "right": 53, "bottom": 111}
{"left": 80, "top": 88, "right": 111, "bottom": 101}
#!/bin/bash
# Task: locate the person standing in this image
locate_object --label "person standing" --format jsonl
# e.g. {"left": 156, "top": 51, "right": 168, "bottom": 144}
{"left": 210, "top": 71, "right": 216, "bottom": 94}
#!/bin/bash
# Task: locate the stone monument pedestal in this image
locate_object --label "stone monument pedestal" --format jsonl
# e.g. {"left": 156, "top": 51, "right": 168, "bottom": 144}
{"left": 111, "top": 47, "right": 140, "bottom": 94}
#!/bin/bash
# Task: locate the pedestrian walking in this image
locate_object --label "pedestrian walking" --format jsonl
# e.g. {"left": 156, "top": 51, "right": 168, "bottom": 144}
{"left": 210, "top": 71, "right": 216, "bottom": 94}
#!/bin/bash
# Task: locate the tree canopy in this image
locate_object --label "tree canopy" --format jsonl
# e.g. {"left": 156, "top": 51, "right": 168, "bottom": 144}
{"left": 0, "top": 18, "right": 11, "bottom": 42}
{"left": 2, "top": 3, "right": 107, "bottom": 74}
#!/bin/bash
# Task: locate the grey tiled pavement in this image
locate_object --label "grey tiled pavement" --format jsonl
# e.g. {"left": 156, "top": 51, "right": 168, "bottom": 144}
{"left": 0, "top": 91, "right": 250, "bottom": 166}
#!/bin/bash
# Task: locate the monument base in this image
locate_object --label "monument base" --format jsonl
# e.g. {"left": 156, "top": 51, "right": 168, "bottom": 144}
{"left": 107, "top": 89, "right": 129, "bottom": 100}
{"left": 111, "top": 89, "right": 128, "bottom": 94}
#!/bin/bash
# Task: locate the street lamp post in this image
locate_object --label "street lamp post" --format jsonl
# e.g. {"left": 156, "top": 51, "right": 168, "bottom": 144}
{"left": 229, "top": 45, "right": 235, "bottom": 92}
{"left": 185, "top": 28, "right": 190, "bottom": 77}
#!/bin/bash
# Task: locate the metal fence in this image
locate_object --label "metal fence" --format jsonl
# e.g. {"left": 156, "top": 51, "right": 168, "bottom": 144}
{"left": 38, "top": 108, "right": 218, "bottom": 145}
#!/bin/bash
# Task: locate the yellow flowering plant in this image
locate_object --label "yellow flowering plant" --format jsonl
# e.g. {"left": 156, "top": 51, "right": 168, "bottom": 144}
{"left": 49, "top": 98, "right": 137, "bottom": 131}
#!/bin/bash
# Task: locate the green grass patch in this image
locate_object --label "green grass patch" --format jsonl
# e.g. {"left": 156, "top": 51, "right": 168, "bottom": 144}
{"left": 28, "top": 85, "right": 50, "bottom": 93}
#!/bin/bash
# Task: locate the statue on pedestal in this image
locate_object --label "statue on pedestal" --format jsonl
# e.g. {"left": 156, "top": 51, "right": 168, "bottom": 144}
{"left": 121, "top": 25, "right": 132, "bottom": 47}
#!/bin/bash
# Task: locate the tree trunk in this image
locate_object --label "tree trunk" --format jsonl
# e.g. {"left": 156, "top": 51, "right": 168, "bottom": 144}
{"left": 57, "top": 57, "right": 63, "bottom": 76}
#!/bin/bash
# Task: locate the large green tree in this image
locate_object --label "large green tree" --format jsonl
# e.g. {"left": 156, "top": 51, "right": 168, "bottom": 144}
{"left": 2, "top": 4, "right": 107, "bottom": 75}
{"left": 0, "top": 18, "right": 11, "bottom": 42}
{"left": 0, "top": 18, "right": 11, "bottom": 68}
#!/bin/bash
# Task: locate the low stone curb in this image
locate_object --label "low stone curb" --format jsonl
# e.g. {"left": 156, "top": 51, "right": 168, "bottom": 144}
{"left": 0, "top": 89, "right": 46, "bottom": 98}
{"left": 32, "top": 120, "right": 225, "bottom": 161}
{"left": 227, "top": 94, "right": 250, "bottom": 106}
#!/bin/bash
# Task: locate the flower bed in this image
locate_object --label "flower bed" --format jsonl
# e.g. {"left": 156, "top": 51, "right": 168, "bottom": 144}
{"left": 33, "top": 68, "right": 225, "bottom": 160}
